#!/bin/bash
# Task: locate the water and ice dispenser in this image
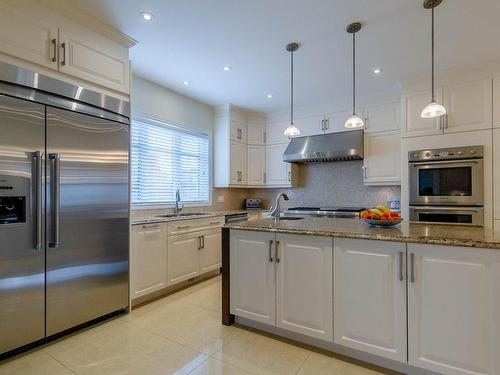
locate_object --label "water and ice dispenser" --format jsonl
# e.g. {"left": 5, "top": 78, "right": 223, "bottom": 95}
{"left": 0, "top": 178, "right": 27, "bottom": 224}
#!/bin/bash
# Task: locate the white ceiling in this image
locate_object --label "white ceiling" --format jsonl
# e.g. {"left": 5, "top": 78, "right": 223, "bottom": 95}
{"left": 64, "top": 0, "right": 500, "bottom": 113}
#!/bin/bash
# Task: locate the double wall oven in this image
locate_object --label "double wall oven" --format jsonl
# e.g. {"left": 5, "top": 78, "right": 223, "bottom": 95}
{"left": 409, "top": 146, "right": 484, "bottom": 226}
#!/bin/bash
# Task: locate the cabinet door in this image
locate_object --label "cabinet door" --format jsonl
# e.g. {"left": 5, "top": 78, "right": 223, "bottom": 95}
{"left": 130, "top": 224, "right": 168, "bottom": 299}
{"left": 266, "top": 143, "right": 291, "bottom": 186}
{"left": 294, "top": 115, "right": 324, "bottom": 136}
{"left": 230, "top": 141, "right": 247, "bottom": 185}
{"left": 276, "top": 234, "right": 333, "bottom": 341}
{"left": 402, "top": 89, "right": 443, "bottom": 137}
{"left": 266, "top": 121, "right": 290, "bottom": 145}
{"left": 199, "top": 228, "right": 222, "bottom": 274}
{"left": 363, "top": 130, "right": 401, "bottom": 185}
{"left": 364, "top": 102, "right": 401, "bottom": 133}
{"left": 444, "top": 79, "right": 492, "bottom": 133}
{"left": 494, "top": 129, "right": 500, "bottom": 220}
{"left": 408, "top": 244, "right": 500, "bottom": 375}
{"left": 494, "top": 77, "right": 500, "bottom": 128}
{"left": 230, "top": 230, "right": 275, "bottom": 325}
{"left": 230, "top": 117, "right": 247, "bottom": 143}
{"left": 324, "top": 109, "right": 354, "bottom": 134}
{"left": 0, "top": 3, "right": 58, "bottom": 70}
{"left": 247, "top": 120, "right": 266, "bottom": 145}
{"left": 167, "top": 233, "right": 200, "bottom": 285}
{"left": 58, "top": 27, "right": 130, "bottom": 94}
{"left": 247, "top": 145, "right": 266, "bottom": 185}
{"left": 334, "top": 238, "right": 407, "bottom": 362}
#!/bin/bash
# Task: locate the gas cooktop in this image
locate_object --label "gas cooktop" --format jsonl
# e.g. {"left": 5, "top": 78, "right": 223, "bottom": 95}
{"left": 283, "top": 206, "right": 366, "bottom": 219}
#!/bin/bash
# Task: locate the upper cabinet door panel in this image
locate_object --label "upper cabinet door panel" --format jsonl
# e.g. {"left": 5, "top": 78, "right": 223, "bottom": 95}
{"left": 364, "top": 130, "right": 401, "bottom": 185}
{"left": 364, "top": 102, "right": 401, "bottom": 133}
{"left": 324, "top": 109, "right": 356, "bottom": 134}
{"left": 444, "top": 79, "right": 492, "bottom": 133}
{"left": 494, "top": 77, "right": 500, "bottom": 128}
{"left": 247, "top": 117, "right": 266, "bottom": 144}
{"left": 0, "top": 3, "right": 58, "bottom": 70}
{"left": 266, "top": 122, "right": 290, "bottom": 145}
{"left": 59, "top": 28, "right": 130, "bottom": 94}
{"left": 402, "top": 89, "right": 443, "bottom": 138}
{"left": 294, "top": 115, "right": 323, "bottom": 137}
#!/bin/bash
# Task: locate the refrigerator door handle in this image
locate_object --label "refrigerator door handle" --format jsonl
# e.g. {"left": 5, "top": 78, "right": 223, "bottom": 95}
{"left": 31, "top": 151, "right": 43, "bottom": 250}
{"left": 49, "top": 153, "right": 61, "bottom": 248}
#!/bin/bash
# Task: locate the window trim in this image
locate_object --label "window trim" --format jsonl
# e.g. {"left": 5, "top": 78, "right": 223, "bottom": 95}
{"left": 130, "top": 112, "right": 212, "bottom": 210}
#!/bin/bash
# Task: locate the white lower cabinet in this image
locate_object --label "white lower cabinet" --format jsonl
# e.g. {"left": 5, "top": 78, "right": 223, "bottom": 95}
{"left": 334, "top": 238, "right": 407, "bottom": 362}
{"left": 130, "top": 223, "right": 168, "bottom": 299}
{"left": 276, "top": 234, "right": 333, "bottom": 341}
{"left": 167, "top": 232, "right": 200, "bottom": 285}
{"left": 408, "top": 244, "right": 500, "bottom": 375}
{"left": 230, "top": 230, "right": 333, "bottom": 341}
{"left": 199, "top": 228, "right": 222, "bottom": 273}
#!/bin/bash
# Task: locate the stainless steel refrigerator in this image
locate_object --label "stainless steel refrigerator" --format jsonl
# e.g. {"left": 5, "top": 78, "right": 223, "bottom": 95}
{"left": 0, "top": 63, "right": 129, "bottom": 355}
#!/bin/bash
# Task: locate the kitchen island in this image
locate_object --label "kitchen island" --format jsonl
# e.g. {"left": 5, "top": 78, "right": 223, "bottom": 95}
{"left": 222, "top": 217, "right": 500, "bottom": 375}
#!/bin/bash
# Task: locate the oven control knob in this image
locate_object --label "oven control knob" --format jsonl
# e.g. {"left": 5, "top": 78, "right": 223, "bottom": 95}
{"left": 457, "top": 151, "right": 463, "bottom": 155}
{"left": 424, "top": 151, "right": 431, "bottom": 157}
{"left": 470, "top": 149, "right": 476, "bottom": 154}
{"left": 413, "top": 153, "right": 418, "bottom": 158}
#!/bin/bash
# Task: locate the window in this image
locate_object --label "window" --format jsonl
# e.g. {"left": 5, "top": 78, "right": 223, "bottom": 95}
{"left": 131, "top": 116, "right": 210, "bottom": 206}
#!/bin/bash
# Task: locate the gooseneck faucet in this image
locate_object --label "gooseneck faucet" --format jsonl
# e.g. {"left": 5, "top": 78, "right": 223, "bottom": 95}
{"left": 174, "top": 189, "right": 184, "bottom": 215}
{"left": 269, "top": 192, "right": 289, "bottom": 222}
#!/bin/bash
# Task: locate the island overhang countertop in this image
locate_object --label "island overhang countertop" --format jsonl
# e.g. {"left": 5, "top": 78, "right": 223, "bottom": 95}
{"left": 224, "top": 217, "right": 500, "bottom": 249}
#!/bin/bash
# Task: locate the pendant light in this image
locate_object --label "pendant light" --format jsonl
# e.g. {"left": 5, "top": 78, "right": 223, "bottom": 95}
{"left": 421, "top": 0, "right": 446, "bottom": 118}
{"left": 344, "top": 23, "right": 364, "bottom": 129}
{"left": 284, "top": 42, "right": 300, "bottom": 138}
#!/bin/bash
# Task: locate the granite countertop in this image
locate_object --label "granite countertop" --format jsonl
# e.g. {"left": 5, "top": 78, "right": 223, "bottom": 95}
{"left": 224, "top": 217, "right": 500, "bottom": 249}
{"left": 131, "top": 209, "right": 266, "bottom": 225}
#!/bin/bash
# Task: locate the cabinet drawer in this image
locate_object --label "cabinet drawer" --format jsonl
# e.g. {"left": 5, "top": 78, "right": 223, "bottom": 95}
{"left": 167, "top": 216, "right": 224, "bottom": 235}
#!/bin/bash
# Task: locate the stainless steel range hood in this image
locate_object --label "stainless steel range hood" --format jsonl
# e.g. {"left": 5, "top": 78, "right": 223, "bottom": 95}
{"left": 283, "top": 129, "right": 364, "bottom": 164}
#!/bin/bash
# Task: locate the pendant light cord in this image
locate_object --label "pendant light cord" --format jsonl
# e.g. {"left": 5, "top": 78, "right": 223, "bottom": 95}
{"left": 431, "top": 6, "right": 435, "bottom": 102}
{"left": 290, "top": 49, "right": 294, "bottom": 125}
{"left": 352, "top": 32, "right": 356, "bottom": 115}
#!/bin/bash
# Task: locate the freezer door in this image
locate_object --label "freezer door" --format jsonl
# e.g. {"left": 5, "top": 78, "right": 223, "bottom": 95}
{"left": 0, "top": 94, "right": 45, "bottom": 354}
{"left": 46, "top": 106, "right": 129, "bottom": 336}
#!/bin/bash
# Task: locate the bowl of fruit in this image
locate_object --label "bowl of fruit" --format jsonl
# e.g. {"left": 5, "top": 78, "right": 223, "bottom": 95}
{"left": 360, "top": 206, "right": 402, "bottom": 227}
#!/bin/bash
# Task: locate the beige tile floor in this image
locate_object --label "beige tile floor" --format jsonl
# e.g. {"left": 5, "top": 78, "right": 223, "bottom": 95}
{"left": 0, "top": 276, "right": 385, "bottom": 375}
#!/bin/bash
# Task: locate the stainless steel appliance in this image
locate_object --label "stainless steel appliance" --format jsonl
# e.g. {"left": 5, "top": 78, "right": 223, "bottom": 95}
{"left": 0, "top": 63, "right": 129, "bottom": 356}
{"left": 283, "top": 129, "right": 364, "bottom": 164}
{"left": 284, "top": 206, "right": 366, "bottom": 219}
{"left": 409, "top": 146, "right": 484, "bottom": 225}
{"left": 225, "top": 213, "right": 249, "bottom": 223}
{"left": 245, "top": 198, "right": 262, "bottom": 210}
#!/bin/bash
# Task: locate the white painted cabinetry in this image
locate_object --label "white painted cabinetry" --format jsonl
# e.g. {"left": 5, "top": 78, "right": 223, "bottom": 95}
{"left": 408, "top": 243, "right": 500, "bottom": 375}
{"left": 402, "top": 89, "right": 443, "bottom": 137}
{"left": 494, "top": 77, "right": 500, "bottom": 128}
{"left": 230, "top": 230, "right": 333, "bottom": 341}
{"left": 276, "top": 234, "right": 333, "bottom": 341}
{"left": 167, "top": 232, "right": 200, "bottom": 285}
{"left": 493, "top": 128, "right": 500, "bottom": 220}
{"left": 363, "top": 102, "right": 401, "bottom": 133}
{"left": 229, "top": 141, "right": 247, "bottom": 185}
{"left": 130, "top": 223, "right": 168, "bottom": 299}
{"left": 266, "top": 143, "right": 291, "bottom": 187}
{"left": 334, "top": 238, "right": 407, "bottom": 362}
{"left": 247, "top": 145, "right": 266, "bottom": 185}
{"left": 363, "top": 130, "right": 401, "bottom": 185}
{"left": 199, "top": 228, "right": 222, "bottom": 273}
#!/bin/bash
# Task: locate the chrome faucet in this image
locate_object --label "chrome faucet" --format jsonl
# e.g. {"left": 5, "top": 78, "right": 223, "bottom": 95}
{"left": 174, "top": 189, "right": 184, "bottom": 215}
{"left": 269, "top": 192, "right": 289, "bottom": 222}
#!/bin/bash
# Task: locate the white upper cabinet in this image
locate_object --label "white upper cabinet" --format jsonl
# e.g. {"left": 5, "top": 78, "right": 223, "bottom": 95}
{"left": 247, "top": 145, "right": 266, "bottom": 186}
{"left": 229, "top": 110, "right": 247, "bottom": 143}
{"left": 363, "top": 130, "right": 401, "bottom": 185}
{"left": 402, "top": 89, "right": 443, "bottom": 137}
{"left": 334, "top": 238, "right": 407, "bottom": 362}
{"left": 494, "top": 128, "right": 500, "bottom": 220}
{"left": 266, "top": 142, "right": 291, "bottom": 187}
{"left": 276, "top": 234, "right": 333, "bottom": 341}
{"left": 0, "top": 3, "right": 58, "bottom": 70}
{"left": 229, "top": 141, "right": 247, "bottom": 185}
{"left": 230, "top": 230, "right": 276, "bottom": 325}
{"left": 294, "top": 115, "right": 323, "bottom": 137}
{"left": 494, "top": 77, "right": 500, "bottom": 128}
{"left": 324, "top": 109, "right": 355, "bottom": 134}
{"left": 408, "top": 244, "right": 500, "bottom": 375}
{"left": 266, "top": 121, "right": 290, "bottom": 145}
{"left": 363, "top": 102, "right": 401, "bottom": 133}
{"left": 247, "top": 116, "right": 266, "bottom": 144}
{"left": 443, "top": 79, "right": 492, "bottom": 133}
{"left": 58, "top": 27, "right": 130, "bottom": 94}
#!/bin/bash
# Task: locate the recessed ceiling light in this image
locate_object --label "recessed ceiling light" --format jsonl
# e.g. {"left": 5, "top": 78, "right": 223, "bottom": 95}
{"left": 183, "top": 81, "right": 190, "bottom": 86}
{"left": 373, "top": 68, "right": 382, "bottom": 75}
{"left": 141, "top": 12, "right": 154, "bottom": 21}
{"left": 223, "top": 65, "right": 232, "bottom": 71}
{"left": 267, "top": 94, "right": 273, "bottom": 99}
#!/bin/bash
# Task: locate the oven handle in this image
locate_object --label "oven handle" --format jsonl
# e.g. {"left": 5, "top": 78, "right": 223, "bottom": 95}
{"left": 411, "top": 207, "right": 482, "bottom": 213}
{"left": 409, "top": 159, "right": 481, "bottom": 166}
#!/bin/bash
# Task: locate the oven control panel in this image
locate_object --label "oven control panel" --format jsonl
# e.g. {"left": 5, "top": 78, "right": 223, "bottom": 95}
{"left": 408, "top": 145, "right": 483, "bottom": 162}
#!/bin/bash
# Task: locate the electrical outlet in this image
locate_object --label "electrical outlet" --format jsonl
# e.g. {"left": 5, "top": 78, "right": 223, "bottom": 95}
{"left": 217, "top": 195, "right": 225, "bottom": 203}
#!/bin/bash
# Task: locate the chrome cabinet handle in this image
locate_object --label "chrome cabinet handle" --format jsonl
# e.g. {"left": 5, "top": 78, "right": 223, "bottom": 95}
{"left": 210, "top": 221, "right": 221, "bottom": 225}
{"left": 263, "top": 132, "right": 267, "bottom": 144}
{"left": 268, "top": 240, "right": 274, "bottom": 262}
{"left": 202, "top": 235, "right": 205, "bottom": 249}
{"left": 410, "top": 253, "right": 415, "bottom": 283}
{"left": 142, "top": 224, "right": 160, "bottom": 229}
{"left": 263, "top": 172, "right": 266, "bottom": 184}
{"left": 60, "top": 42, "right": 66, "bottom": 65}
{"left": 198, "top": 236, "right": 202, "bottom": 250}
{"left": 398, "top": 251, "right": 404, "bottom": 282}
{"left": 324, "top": 118, "right": 329, "bottom": 131}
{"left": 177, "top": 225, "right": 191, "bottom": 230}
{"left": 49, "top": 153, "right": 60, "bottom": 248}
{"left": 362, "top": 166, "right": 367, "bottom": 179}
{"left": 275, "top": 240, "right": 280, "bottom": 263}
{"left": 288, "top": 171, "right": 291, "bottom": 182}
{"left": 364, "top": 117, "right": 368, "bottom": 129}
{"left": 32, "top": 151, "right": 42, "bottom": 250}
{"left": 51, "top": 38, "right": 57, "bottom": 62}
{"left": 320, "top": 119, "right": 324, "bottom": 131}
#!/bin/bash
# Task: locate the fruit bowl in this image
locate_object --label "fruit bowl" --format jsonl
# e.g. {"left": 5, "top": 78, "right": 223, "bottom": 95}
{"left": 363, "top": 218, "right": 403, "bottom": 227}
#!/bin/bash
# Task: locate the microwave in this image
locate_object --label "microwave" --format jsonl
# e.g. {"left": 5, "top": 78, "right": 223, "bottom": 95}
{"left": 409, "top": 146, "right": 484, "bottom": 207}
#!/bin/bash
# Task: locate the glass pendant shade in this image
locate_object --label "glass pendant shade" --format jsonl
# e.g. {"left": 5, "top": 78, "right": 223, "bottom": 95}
{"left": 344, "top": 114, "right": 364, "bottom": 129}
{"left": 284, "top": 123, "right": 300, "bottom": 137}
{"left": 421, "top": 101, "right": 446, "bottom": 118}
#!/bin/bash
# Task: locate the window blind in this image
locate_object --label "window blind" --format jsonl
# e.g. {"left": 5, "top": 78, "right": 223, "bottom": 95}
{"left": 131, "top": 117, "right": 209, "bottom": 206}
